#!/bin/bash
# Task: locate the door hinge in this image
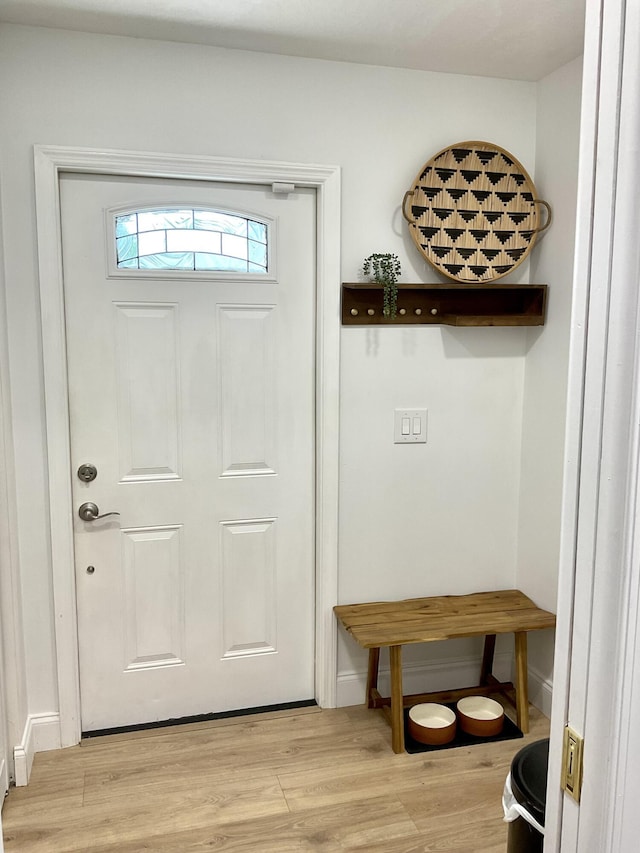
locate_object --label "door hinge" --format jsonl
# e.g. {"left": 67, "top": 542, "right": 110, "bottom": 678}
{"left": 562, "top": 725, "right": 584, "bottom": 803}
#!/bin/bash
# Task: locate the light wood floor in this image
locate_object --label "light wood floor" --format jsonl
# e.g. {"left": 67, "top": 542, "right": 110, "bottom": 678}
{"left": 2, "top": 702, "right": 549, "bottom": 852}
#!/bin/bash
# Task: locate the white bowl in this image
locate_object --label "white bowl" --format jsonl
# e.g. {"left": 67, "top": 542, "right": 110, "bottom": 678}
{"left": 456, "top": 696, "right": 504, "bottom": 737}
{"left": 408, "top": 703, "right": 457, "bottom": 745}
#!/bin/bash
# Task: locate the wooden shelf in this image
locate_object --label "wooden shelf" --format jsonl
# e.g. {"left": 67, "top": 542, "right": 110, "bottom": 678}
{"left": 341, "top": 283, "right": 547, "bottom": 327}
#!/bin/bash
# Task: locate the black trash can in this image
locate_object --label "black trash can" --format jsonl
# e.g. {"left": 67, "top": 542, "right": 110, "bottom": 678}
{"left": 503, "top": 738, "right": 549, "bottom": 853}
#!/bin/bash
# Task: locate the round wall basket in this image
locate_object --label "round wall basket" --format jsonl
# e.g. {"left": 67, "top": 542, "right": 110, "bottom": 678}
{"left": 402, "top": 141, "right": 551, "bottom": 284}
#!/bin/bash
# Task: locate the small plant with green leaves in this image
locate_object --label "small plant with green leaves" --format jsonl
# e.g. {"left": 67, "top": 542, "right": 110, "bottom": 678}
{"left": 362, "top": 253, "right": 402, "bottom": 318}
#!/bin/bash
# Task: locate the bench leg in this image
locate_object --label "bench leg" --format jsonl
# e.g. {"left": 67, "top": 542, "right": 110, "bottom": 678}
{"left": 514, "top": 631, "right": 529, "bottom": 733}
{"left": 389, "top": 645, "right": 404, "bottom": 754}
{"left": 480, "top": 634, "right": 497, "bottom": 684}
{"left": 366, "top": 648, "right": 380, "bottom": 708}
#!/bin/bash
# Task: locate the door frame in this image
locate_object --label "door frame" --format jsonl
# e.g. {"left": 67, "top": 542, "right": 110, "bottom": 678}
{"left": 0, "top": 181, "right": 28, "bottom": 785}
{"left": 544, "top": 0, "right": 640, "bottom": 849}
{"left": 33, "top": 145, "right": 341, "bottom": 748}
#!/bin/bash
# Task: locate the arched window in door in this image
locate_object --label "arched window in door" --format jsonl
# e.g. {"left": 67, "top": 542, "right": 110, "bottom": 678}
{"left": 114, "top": 208, "right": 269, "bottom": 273}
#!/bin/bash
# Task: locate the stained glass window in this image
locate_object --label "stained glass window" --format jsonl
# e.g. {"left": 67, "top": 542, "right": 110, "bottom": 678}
{"left": 115, "top": 208, "right": 269, "bottom": 273}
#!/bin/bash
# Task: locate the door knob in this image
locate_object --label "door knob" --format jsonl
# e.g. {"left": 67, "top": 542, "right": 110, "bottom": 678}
{"left": 78, "top": 501, "right": 120, "bottom": 522}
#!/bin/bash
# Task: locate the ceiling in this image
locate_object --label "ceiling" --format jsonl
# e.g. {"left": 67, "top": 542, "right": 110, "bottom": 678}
{"left": 0, "top": 0, "right": 585, "bottom": 82}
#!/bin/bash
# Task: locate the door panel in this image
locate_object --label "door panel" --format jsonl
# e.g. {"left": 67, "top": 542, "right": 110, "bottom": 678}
{"left": 221, "top": 518, "right": 277, "bottom": 657}
{"left": 218, "top": 304, "right": 276, "bottom": 475}
{"left": 60, "top": 174, "right": 316, "bottom": 731}
{"left": 122, "top": 525, "right": 184, "bottom": 670}
{"left": 114, "top": 303, "right": 181, "bottom": 482}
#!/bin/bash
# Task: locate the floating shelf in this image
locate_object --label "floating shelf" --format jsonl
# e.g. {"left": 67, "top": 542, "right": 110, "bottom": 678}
{"left": 341, "top": 283, "right": 547, "bottom": 327}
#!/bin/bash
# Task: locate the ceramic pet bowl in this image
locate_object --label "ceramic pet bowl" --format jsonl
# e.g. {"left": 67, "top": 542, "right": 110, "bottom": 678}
{"left": 456, "top": 696, "right": 505, "bottom": 737}
{"left": 408, "top": 703, "right": 457, "bottom": 745}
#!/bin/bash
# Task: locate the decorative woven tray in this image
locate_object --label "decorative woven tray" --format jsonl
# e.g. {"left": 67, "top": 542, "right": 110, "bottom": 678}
{"left": 402, "top": 141, "right": 551, "bottom": 283}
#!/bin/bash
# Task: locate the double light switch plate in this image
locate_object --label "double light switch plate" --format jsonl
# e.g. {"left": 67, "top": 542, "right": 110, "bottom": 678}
{"left": 394, "top": 409, "right": 427, "bottom": 443}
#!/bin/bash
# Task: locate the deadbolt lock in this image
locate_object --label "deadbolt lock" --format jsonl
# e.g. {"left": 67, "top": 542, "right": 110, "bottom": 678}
{"left": 77, "top": 463, "right": 98, "bottom": 483}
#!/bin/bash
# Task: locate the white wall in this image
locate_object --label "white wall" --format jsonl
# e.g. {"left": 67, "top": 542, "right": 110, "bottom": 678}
{"left": 0, "top": 24, "right": 540, "bottom": 727}
{"left": 516, "top": 56, "right": 583, "bottom": 713}
{"left": 338, "top": 326, "right": 528, "bottom": 698}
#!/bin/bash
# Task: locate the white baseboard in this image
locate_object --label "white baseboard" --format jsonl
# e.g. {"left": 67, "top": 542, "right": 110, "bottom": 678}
{"left": 13, "top": 713, "right": 61, "bottom": 787}
{"left": 337, "top": 653, "right": 553, "bottom": 720}
{"left": 336, "top": 652, "right": 513, "bottom": 708}
{"left": 527, "top": 665, "right": 554, "bottom": 718}
{"left": 8, "top": 666, "right": 551, "bottom": 787}
{"left": 0, "top": 756, "right": 7, "bottom": 798}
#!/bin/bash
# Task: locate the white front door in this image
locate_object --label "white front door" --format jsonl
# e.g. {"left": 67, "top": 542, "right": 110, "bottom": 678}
{"left": 60, "top": 173, "right": 316, "bottom": 732}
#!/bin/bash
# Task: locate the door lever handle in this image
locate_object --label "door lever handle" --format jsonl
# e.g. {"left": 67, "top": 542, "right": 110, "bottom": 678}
{"left": 78, "top": 501, "right": 120, "bottom": 522}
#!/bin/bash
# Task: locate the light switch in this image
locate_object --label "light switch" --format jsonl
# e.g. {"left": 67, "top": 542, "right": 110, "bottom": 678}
{"left": 394, "top": 409, "right": 427, "bottom": 443}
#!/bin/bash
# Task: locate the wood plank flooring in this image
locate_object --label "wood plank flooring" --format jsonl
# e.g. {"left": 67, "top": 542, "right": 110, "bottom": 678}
{"left": 2, "top": 703, "right": 550, "bottom": 852}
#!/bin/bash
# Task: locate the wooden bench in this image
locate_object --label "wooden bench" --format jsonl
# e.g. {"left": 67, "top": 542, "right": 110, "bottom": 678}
{"left": 334, "top": 589, "right": 556, "bottom": 753}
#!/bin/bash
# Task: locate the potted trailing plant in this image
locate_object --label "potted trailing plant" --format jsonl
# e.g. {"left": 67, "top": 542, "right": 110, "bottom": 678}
{"left": 362, "top": 253, "right": 402, "bottom": 318}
